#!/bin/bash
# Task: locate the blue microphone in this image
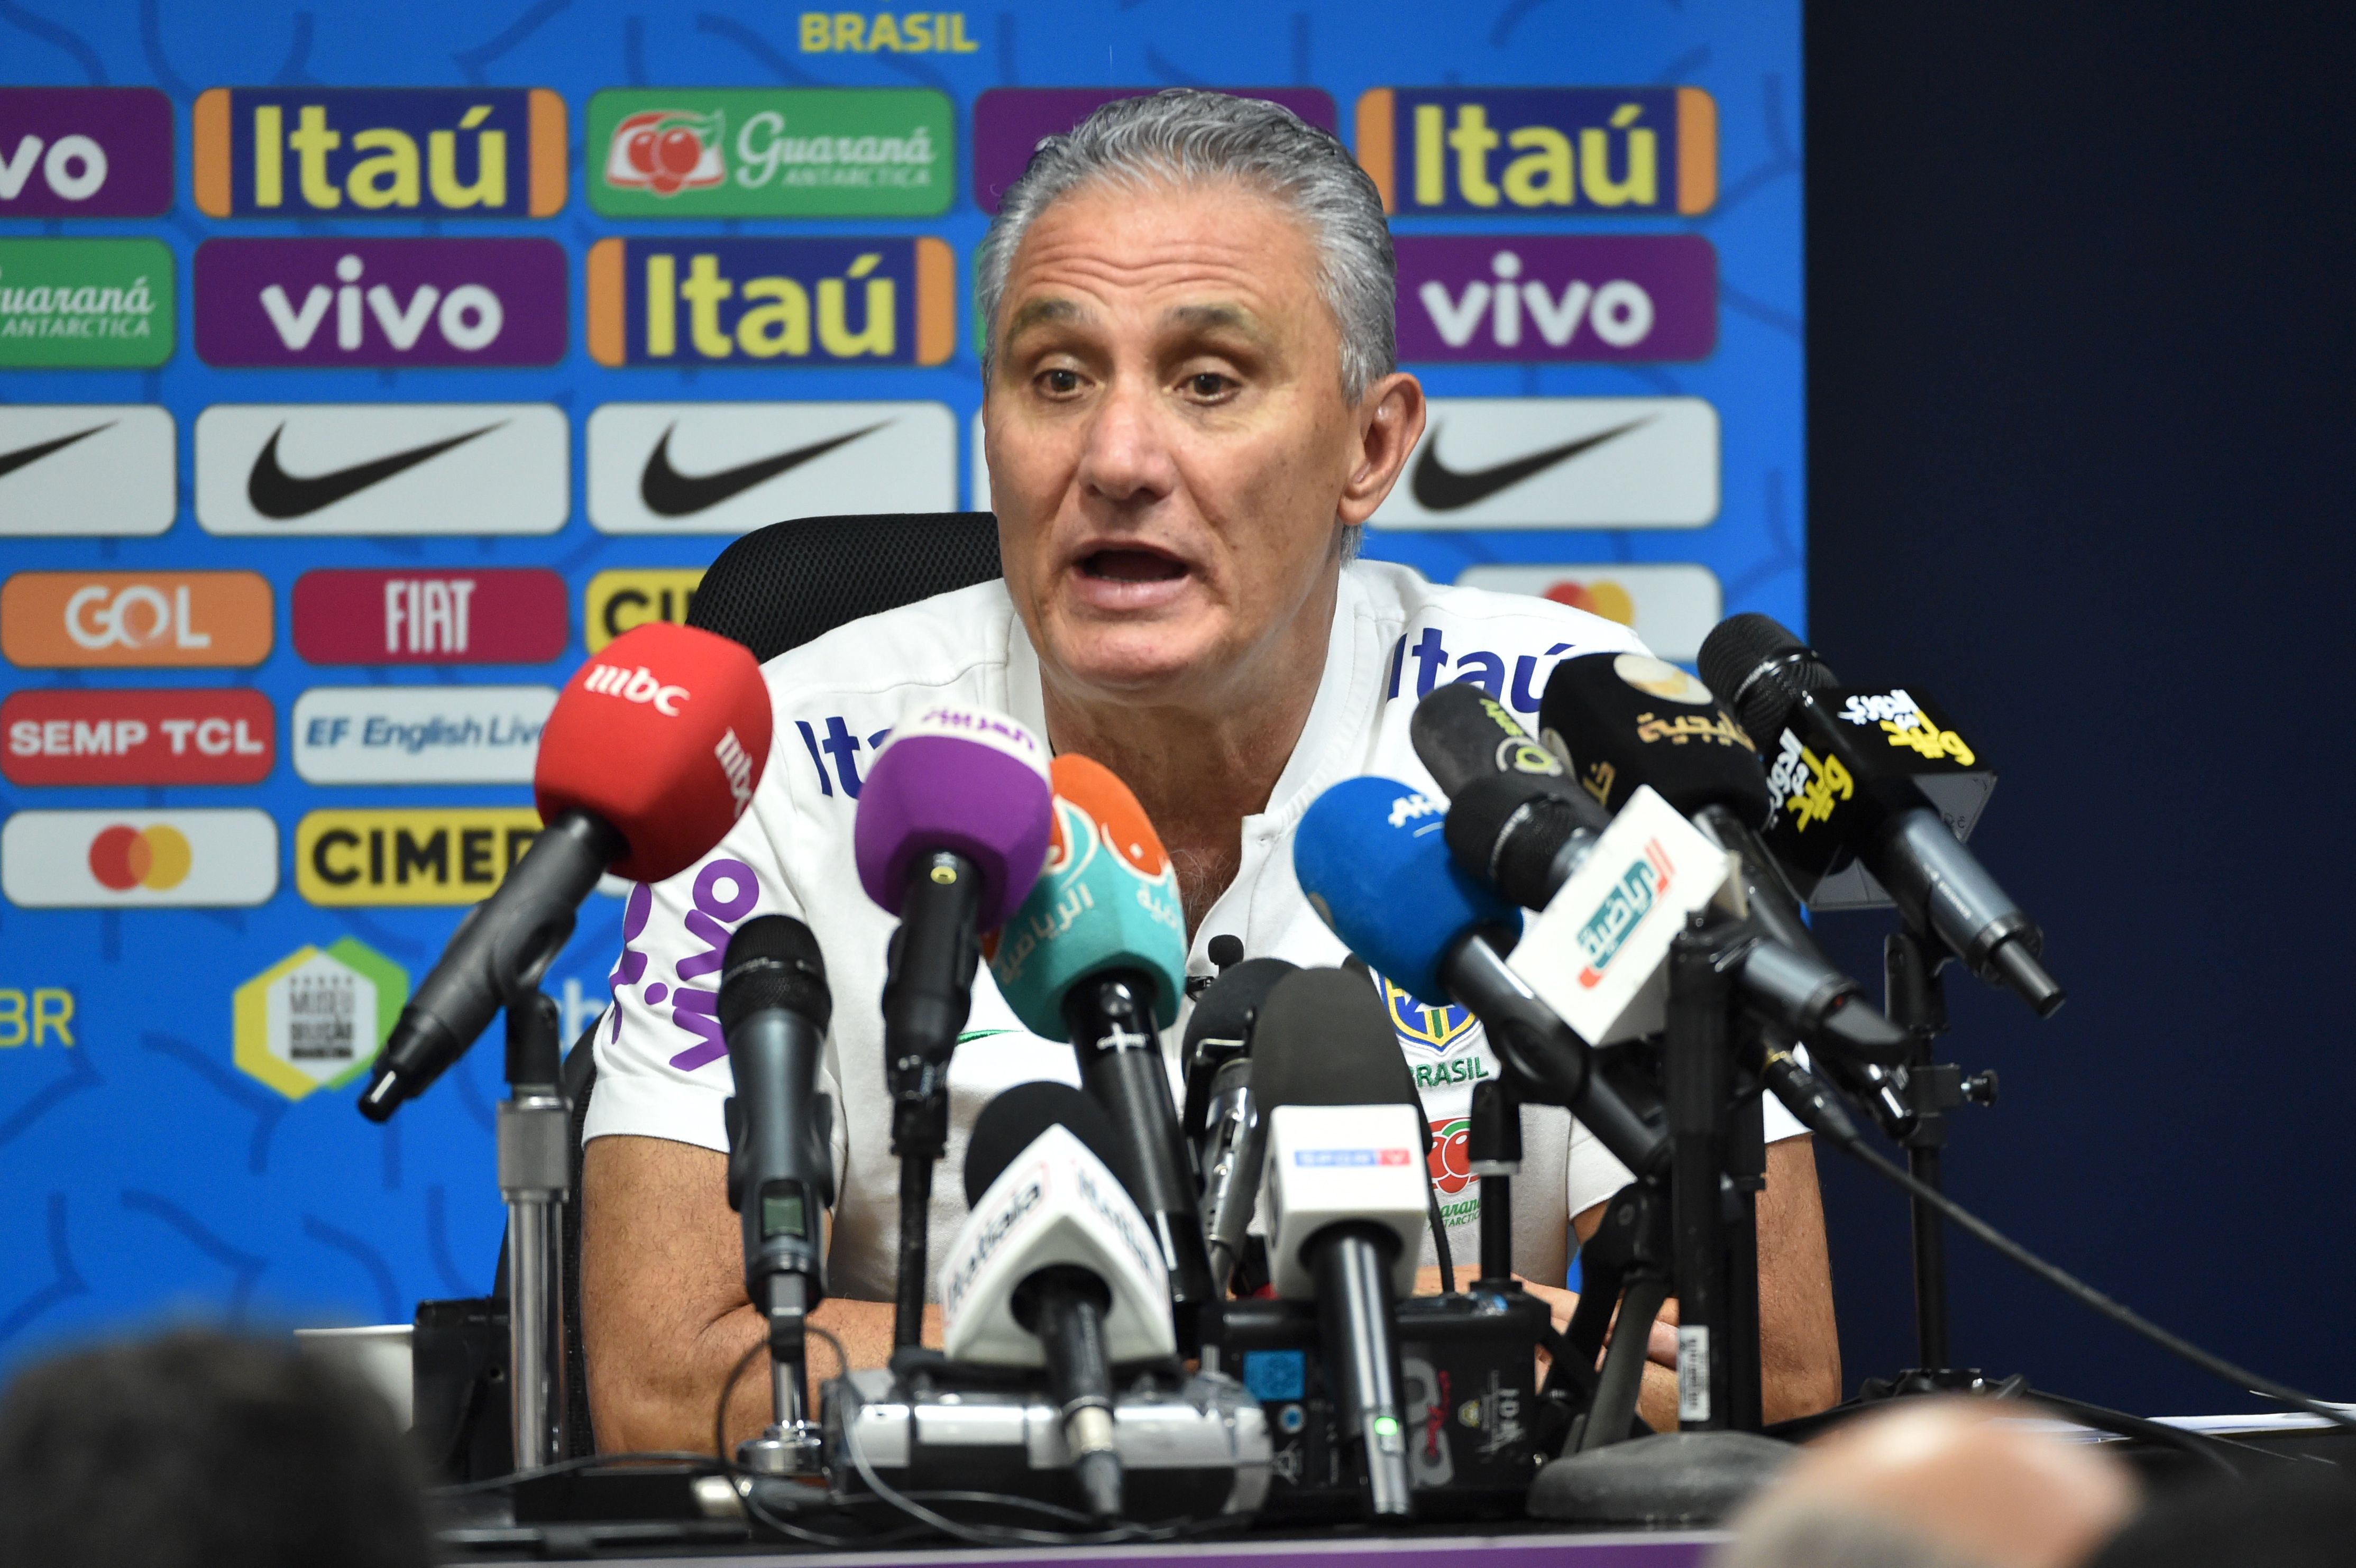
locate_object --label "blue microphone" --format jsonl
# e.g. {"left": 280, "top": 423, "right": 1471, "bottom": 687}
{"left": 1295, "top": 777, "right": 1665, "bottom": 1176}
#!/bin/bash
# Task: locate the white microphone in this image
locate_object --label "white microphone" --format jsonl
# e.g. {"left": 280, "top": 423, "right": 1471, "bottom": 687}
{"left": 1250, "top": 968, "right": 1432, "bottom": 1520}
{"left": 938, "top": 1082, "right": 1174, "bottom": 1519}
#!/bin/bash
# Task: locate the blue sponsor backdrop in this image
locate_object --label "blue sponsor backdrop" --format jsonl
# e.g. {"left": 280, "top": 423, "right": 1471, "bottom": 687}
{"left": 0, "top": 3, "right": 1799, "bottom": 1360}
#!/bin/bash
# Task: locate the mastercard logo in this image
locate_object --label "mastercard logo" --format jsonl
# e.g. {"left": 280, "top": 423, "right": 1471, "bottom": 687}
{"left": 1541, "top": 578, "right": 1638, "bottom": 627}
{"left": 87, "top": 823, "right": 194, "bottom": 891}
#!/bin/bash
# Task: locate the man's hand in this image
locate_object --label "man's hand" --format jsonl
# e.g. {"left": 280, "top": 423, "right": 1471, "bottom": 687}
{"left": 580, "top": 1134, "right": 928, "bottom": 1455}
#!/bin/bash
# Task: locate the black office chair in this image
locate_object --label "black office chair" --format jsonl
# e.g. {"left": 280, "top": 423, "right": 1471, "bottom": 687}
{"left": 543, "top": 510, "right": 1003, "bottom": 1459}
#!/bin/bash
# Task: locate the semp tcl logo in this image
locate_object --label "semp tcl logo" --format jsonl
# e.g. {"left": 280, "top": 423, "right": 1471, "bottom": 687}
{"left": 3, "top": 688, "right": 274, "bottom": 785}
{"left": 2, "top": 571, "right": 273, "bottom": 668}
{"left": 582, "top": 661, "right": 689, "bottom": 715}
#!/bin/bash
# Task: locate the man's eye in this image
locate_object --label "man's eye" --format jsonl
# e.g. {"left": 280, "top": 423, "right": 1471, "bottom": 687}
{"left": 1038, "top": 369, "right": 1081, "bottom": 395}
{"left": 1187, "top": 372, "right": 1232, "bottom": 399}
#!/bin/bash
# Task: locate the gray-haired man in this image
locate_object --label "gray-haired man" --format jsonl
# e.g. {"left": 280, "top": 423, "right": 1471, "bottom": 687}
{"left": 583, "top": 90, "right": 1841, "bottom": 1456}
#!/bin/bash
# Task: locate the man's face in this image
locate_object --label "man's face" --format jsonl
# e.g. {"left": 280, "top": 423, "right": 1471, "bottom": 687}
{"left": 985, "top": 179, "right": 1409, "bottom": 708}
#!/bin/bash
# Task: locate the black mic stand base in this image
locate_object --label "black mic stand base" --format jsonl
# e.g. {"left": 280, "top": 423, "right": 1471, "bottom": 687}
{"left": 1527, "top": 1429, "right": 1794, "bottom": 1525}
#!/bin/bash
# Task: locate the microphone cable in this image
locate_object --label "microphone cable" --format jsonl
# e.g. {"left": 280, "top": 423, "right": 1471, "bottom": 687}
{"left": 1809, "top": 1121, "right": 2356, "bottom": 1433}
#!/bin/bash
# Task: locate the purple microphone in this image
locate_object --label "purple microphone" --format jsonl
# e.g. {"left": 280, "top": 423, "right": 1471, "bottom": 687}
{"left": 854, "top": 703, "right": 1056, "bottom": 932}
{"left": 851, "top": 701, "right": 1056, "bottom": 1349}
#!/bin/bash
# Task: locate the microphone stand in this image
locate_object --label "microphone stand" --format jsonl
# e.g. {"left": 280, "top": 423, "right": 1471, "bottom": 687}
{"left": 1527, "top": 913, "right": 1791, "bottom": 1523}
{"left": 1871, "top": 924, "right": 2001, "bottom": 1396}
{"left": 499, "top": 992, "right": 570, "bottom": 1473}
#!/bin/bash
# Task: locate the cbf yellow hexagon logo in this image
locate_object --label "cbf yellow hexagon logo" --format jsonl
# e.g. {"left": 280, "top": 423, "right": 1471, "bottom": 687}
{"left": 233, "top": 938, "right": 408, "bottom": 1101}
{"left": 1380, "top": 974, "right": 1478, "bottom": 1054}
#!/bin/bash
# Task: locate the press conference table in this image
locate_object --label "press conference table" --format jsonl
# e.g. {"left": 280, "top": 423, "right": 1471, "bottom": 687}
{"left": 437, "top": 1409, "right": 2356, "bottom": 1562}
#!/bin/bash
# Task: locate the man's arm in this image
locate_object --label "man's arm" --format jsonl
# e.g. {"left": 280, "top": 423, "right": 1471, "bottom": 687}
{"left": 580, "top": 1134, "right": 927, "bottom": 1455}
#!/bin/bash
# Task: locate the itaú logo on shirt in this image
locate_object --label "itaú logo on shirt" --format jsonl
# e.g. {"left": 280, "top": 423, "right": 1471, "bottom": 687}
{"left": 581, "top": 661, "right": 688, "bottom": 714}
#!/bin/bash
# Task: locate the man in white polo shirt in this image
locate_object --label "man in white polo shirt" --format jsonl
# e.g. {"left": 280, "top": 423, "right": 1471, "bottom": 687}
{"left": 582, "top": 90, "right": 1840, "bottom": 1456}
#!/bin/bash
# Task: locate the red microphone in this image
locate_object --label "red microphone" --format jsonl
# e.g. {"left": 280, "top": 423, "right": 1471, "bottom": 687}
{"left": 360, "top": 623, "right": 772, "bottom": 1121}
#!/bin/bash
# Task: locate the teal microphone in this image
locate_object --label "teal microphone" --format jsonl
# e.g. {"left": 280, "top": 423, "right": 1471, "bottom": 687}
{"left": 989, "top": 754, "right": 1209, "bottom": 1341}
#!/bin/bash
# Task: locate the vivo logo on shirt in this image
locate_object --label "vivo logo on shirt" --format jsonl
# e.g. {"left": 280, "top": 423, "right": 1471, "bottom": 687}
{"left": 1395, "top": 236, "right": 1716, "bottom": 363}
{"left": 195, "top": 239, "right": 565, "bottom": 367}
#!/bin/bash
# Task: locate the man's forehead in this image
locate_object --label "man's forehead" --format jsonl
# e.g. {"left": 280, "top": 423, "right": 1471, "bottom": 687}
{"left": 1003, "top": 294, "right": 1271, "bottom": 341}
{"left": 998, "top": 185, "right": 1317, "bottom": 337}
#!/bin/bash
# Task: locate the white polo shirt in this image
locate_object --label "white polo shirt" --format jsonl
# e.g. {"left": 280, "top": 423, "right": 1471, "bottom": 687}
{"left": 585, "top": 558, "right": 1801, "bottom": 1299}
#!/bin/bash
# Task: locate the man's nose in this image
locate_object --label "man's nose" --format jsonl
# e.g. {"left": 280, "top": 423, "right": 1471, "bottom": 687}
{"left": 1075, "top": 375, "right": 1179, "bottom": 507}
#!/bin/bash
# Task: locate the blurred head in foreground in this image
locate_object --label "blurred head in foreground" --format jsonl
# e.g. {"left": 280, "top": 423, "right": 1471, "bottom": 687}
{"left": 1713, "top": 1398, "right": 2136, "bottom": 1568}
{"left": 0, "top": 1329, "right": 428, "bottom": 1568}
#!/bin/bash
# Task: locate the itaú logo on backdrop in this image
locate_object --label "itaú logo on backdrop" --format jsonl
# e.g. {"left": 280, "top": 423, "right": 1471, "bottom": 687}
{"left": 581, "top": 661, "right": 689, "bottom": 714}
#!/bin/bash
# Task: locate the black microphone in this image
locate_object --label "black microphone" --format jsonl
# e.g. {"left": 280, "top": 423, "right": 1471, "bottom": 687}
{"left": 1532, "top": 653, "right": 1914, "bottom": 1063}
{"left": 720, "top": 916, "right": 835, "bottom": 1356}
{"left": 1699, "top": 614, "right": 2064, "bottom": 1016}
{"left": 1409, "top": 678, "right": 1612, "bottom": 830}
{"left": 959, "top": 1082, "right": 1154, "bottom": 1519}
{"left": 1250, "top": 968, "right": 1431, "bottom": 1519}
{"left": 1179, "top": 958, "right": 1300, "bottom": 1291}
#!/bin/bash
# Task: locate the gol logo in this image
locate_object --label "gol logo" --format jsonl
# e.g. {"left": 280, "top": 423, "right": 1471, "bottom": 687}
{"left": 582, "top": 661, "right": 689, "bottom": 714}
{"left": 2, "top": 572, "right": 273, "bottom": 668}
{"left": 87, "top": 822, "right": 191, "bottom": 891}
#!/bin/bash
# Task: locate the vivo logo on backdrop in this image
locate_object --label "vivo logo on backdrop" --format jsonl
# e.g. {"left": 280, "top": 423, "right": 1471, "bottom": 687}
{"left": 0, "top": 88, "right": 173, "bottom": 216}
{"left": 195, "top": 239, "right": 565, "bottom": 367}
{"left": 1395, "top": 236, "right": 1716, "bottom": 363}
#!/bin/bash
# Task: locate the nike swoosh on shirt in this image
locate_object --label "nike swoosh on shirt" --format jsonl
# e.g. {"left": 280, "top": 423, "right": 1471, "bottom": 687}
{"left": 638, "top": 421, "right": 891, "bottom": 517}
{"left": 0, "top": 422, "right": 114, "bottom": 482}
{"left": 1408, "top": 417, "right": 1656, "bottom": 512}
{"left": 246, "top": 421, "right": 504, "bottom": 520}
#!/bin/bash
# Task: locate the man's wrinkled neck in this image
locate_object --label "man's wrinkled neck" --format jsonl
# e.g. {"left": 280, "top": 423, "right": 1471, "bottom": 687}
{"left": 1037, "top": 563, "right": 1341, "bottom": 927}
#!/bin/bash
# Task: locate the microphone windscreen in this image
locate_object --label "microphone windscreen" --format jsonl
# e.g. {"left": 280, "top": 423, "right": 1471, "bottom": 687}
{"left": 964, "top": 1080, "right": 1133, "bottom": 1206}
{"left": 853, "top": 702, "right": 1053, "bottom": 931}
{"left": 1180, "top": 957, "right": 1299, "bottom": 1059}
{"left": 535, "top": 621, "right": 774, "bottom": 884}
{"left": 1410, "top": 680, "right": 1580, "bottom": 802}
{"left": 1697, "top": 612, "right": 1840, "bottom": 745}
{"left": 988, "top": 754, "right": 1188, "bottom": 1040}
{"left": 1294, "top": 775, "right": 1522, "bottom": 1007}
{"left": 1249, "top": 967, "right": 1421, "bottom": 1115}
{"left": 1539, "top": 652, "right": 1774, "bottom": 824}
{"left": 719, "top": 914, "right": 831, "bottom": 1035}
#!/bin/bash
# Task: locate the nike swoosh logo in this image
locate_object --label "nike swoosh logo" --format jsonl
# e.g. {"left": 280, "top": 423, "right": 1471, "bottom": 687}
{"left": 0, "top": 422, "right": 114, "bottom": 482}
{"left": 246, "top": 421, "right": 503, "bottom": 520}
{"left": 1409, "top": 416, "right": 1655, "bottom": 512}
{"left": 639, "top": 421, "right": 891, "bottom": 517}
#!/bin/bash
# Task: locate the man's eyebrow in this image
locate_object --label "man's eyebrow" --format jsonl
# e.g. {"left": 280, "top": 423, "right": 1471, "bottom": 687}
{"left": 1163, "top": 302, "right": 1270, "bottom": 339}
{"left": 1003, "top": 297, "right": 1086, "bottom": 340}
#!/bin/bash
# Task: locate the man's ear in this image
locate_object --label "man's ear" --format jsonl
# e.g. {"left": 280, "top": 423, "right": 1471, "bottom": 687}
{"left": 1337, "top": 372, "right": 1428, "bottom": 526}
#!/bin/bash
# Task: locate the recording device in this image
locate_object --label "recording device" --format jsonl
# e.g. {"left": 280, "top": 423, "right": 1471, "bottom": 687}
{"left": 942, "top": 1083, "right": 1172, "bottom": 1518}
{"left": 360, "top": 621, "right": 773, "bottom": 1121}
{"left": 1410, "top": 678, "right": 1612, "bottom": 830}
{"left": 990, "top": 755, "right": 1216, "bottom": 1344}
{"left": 719, "top": 915, "right": 833, "bottom": 1473}
{"left": 1180, "top": 958, "right": 1299, "bottom": 1291}
{"left": 852, "top": 701, "right": 1056, "bottom": 1345}
{"left": 1294, "top": 775, "right": 1665, "bottom": 1177}
{"left": 1249, "top": 968, "right": 1431, "bottom": 1519}
{"left": 1698, "top": 613, "right": 2062, "bottom": 1015}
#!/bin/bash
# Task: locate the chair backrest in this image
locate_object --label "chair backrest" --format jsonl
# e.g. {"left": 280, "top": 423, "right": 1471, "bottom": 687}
{"left": 554, "top": 510, "right": 1004, "bottom": 1457}
{"left": 685, "top": 510, "right": 1002, "bottom": 664}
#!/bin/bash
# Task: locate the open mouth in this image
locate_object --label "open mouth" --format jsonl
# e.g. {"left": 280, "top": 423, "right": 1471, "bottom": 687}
{"left": 1078, "top": 546, "right": 1188, "bottom": 583}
